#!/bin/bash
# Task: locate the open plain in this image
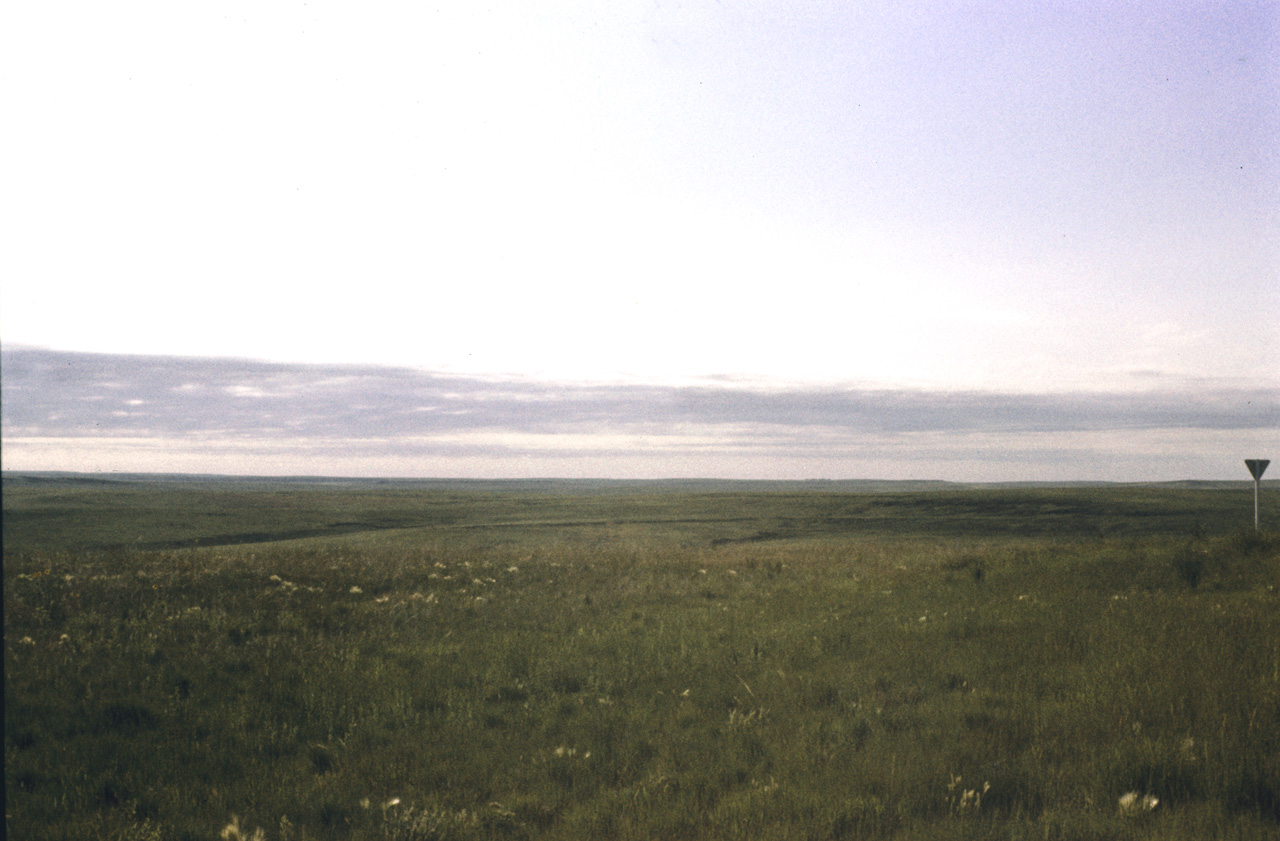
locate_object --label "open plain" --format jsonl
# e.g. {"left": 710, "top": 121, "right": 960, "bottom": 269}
{"left": 4, "top": 475, "right": 1278, "bottom": 840}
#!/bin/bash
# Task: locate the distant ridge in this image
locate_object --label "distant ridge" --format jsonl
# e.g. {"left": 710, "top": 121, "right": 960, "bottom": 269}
{"left": 0, "top": 472, "right": 958, "bottom": 493}
{"left": 2, "top": 471, "right": 1271, "bottom": 493}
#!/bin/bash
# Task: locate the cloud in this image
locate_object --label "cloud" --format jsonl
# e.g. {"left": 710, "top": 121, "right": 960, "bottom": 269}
{"left": 2, "top": 347, "right": 1275, "bottom": 480}
{"left": 4, "top": 347, "right": 1276, "bottom": 436}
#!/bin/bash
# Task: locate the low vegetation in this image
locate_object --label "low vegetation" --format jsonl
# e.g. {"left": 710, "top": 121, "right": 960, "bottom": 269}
{"left": 5, "top": 477, "right": 1278, "bottom": 839}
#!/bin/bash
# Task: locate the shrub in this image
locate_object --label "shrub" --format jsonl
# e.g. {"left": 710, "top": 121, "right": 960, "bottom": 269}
{"left": 1171, "top": 548, "right": 1206, "bottom": 588}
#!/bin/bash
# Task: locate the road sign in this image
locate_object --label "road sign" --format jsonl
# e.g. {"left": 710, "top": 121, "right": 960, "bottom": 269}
{"left": 1245, "top": 459, "right": 1270, "bottom": 531}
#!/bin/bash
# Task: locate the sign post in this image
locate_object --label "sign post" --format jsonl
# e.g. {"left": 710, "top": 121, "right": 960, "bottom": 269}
{"left": 1245, "top": 459, "right": 1270, "bottom": 532}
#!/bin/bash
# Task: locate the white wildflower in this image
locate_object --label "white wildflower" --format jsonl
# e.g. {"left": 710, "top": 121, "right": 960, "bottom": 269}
{"left": 946, "top": 775, "right": 990, "bottom": 815}
{"left": 349, "top": 586, "right": 363, "bottom": 595}
{"left": 221, "top": 815, "right": 265, "bottom": 841}
{"left": 1118, "top": 791, "right": 1159, "bottom": 816}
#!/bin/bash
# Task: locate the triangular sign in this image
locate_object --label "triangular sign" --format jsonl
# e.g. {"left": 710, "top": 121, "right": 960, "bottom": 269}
{"left": 1245, "top": 459, "right": 1270, "bottom": 480}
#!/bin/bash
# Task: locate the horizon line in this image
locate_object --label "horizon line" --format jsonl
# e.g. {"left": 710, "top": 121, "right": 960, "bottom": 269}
{"left": 4, "top": 469, "right": 1272, "bottom": 487}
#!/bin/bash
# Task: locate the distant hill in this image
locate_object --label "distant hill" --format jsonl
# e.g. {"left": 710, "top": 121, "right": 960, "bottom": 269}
{"left": 2, "top": 471, "right": 1271, "bottom": 494}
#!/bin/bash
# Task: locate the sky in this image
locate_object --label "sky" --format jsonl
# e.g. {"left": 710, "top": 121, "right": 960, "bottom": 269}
{"left": 1, "top": 1, "right": 1277, "bottom": 480}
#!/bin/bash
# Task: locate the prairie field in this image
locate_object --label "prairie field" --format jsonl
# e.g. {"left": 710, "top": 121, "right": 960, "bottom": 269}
{"left": 4, "top": 475, "right": 1279, "bottom": 840}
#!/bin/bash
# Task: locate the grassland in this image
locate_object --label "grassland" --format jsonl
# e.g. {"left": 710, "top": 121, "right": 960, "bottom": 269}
{"left": 4, "top": 475, "right": 1279, "bottom": 840}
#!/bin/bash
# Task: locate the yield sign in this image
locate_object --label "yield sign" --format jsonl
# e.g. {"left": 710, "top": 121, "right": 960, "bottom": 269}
{"left": 1246, "top": 459, "right": 1270, "bottom": 480}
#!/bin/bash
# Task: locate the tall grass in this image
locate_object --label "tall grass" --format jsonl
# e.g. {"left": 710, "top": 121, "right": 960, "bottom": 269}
{"left": 5, "top": 486, "right": 1279, "bottom": 839}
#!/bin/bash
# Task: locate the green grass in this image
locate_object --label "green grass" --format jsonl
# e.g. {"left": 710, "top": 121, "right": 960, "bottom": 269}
{"left": 5, "top": 477, "right": 1279, "bottom": 839}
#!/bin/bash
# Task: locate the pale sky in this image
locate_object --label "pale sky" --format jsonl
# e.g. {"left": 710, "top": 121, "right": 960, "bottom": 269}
{"left": 2, "top": 2, "right": 1277, "bottom": 479}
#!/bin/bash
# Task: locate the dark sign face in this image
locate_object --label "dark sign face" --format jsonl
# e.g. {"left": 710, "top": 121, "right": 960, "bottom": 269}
{"left": 1245, "top": 459, "right": 1270, "bottom": 480}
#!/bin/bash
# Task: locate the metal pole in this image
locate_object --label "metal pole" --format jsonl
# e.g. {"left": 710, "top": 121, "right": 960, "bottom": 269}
{"left": 1245, "top": 460, "right": 1270, "bottom": 532}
